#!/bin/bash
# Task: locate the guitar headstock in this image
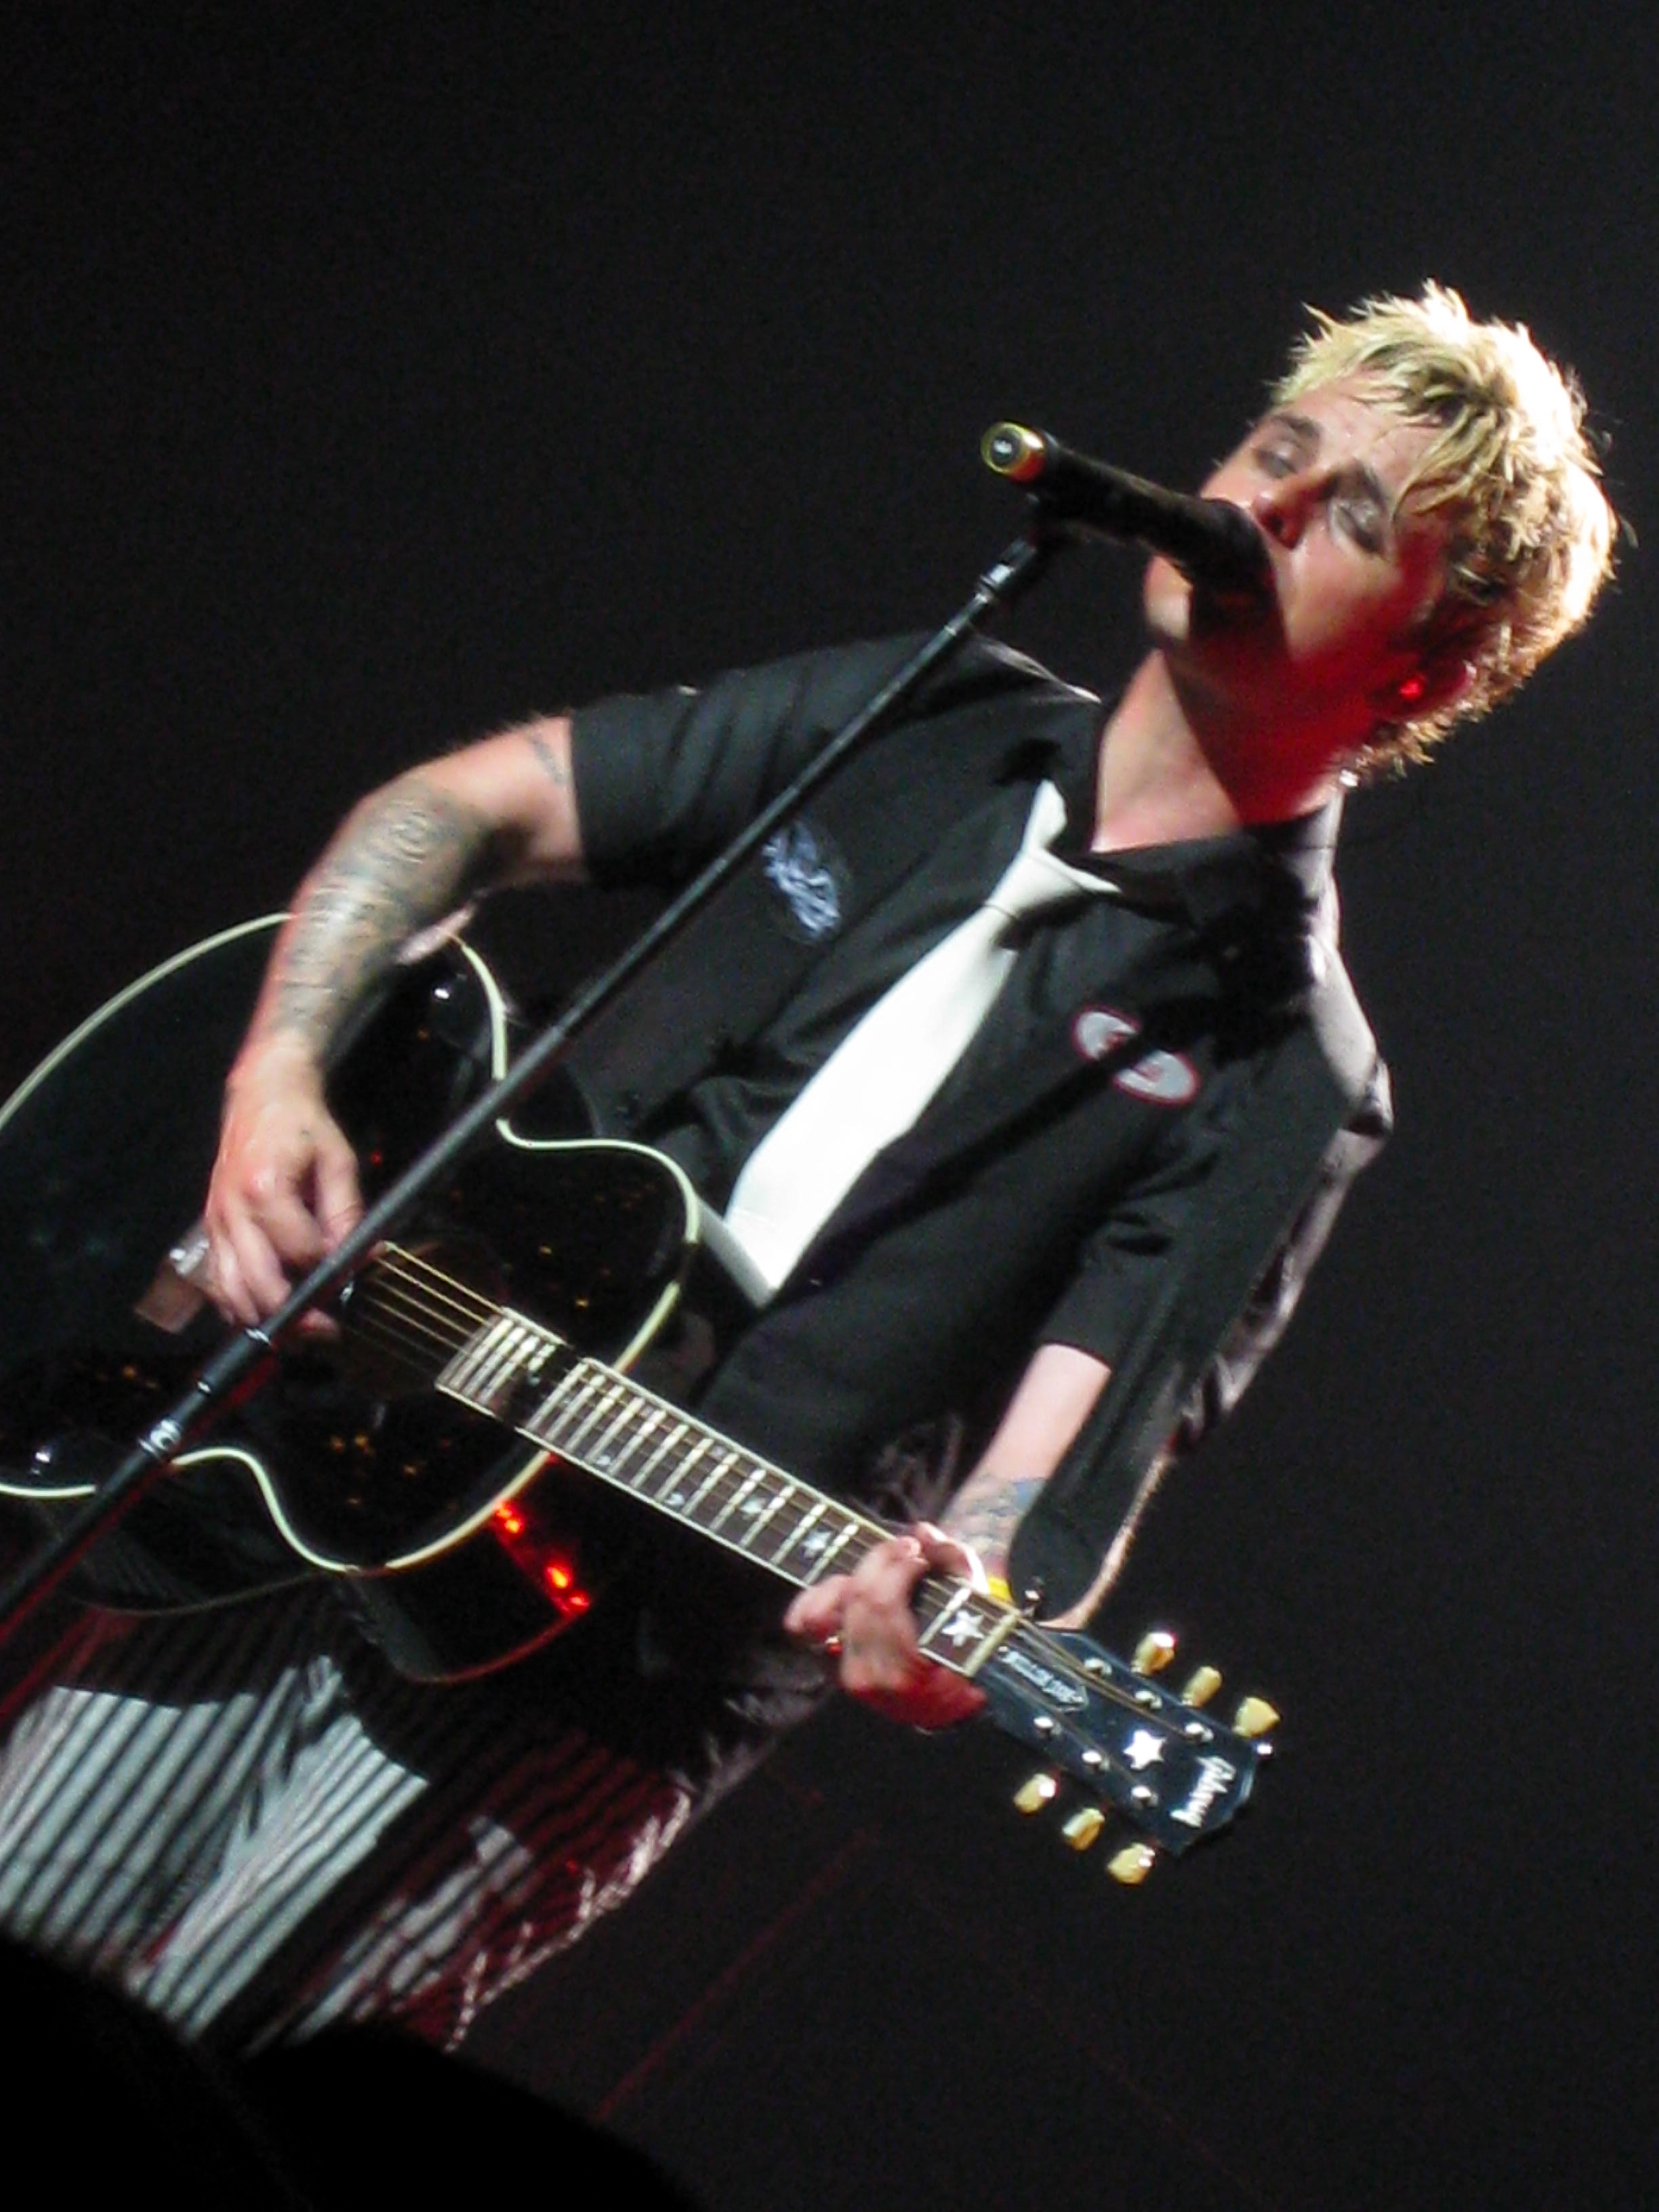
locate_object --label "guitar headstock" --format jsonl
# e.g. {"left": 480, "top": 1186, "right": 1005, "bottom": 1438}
{"left": 972, "top": 1620, "right": 1277, "bottom": 1876}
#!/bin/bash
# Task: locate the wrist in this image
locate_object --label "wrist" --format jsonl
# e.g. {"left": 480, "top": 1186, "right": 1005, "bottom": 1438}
{"left": 226, "top": 1031, "right": 327, "bottom": 1101}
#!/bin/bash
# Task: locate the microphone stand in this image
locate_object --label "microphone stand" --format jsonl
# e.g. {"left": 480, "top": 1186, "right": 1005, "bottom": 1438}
{"left": 0, "top": 523, "right": 1062, "bottom": 1654}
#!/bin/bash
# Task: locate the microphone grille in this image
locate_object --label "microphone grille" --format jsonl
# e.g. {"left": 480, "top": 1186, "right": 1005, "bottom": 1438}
{"left": 981, "top": 423, "right": 1046, "bottom": 483}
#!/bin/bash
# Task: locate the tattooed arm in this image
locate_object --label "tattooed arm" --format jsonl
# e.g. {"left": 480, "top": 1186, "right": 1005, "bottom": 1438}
{"left": 782, "top": 1343, "right": 1112, "bottom": 1726}
{"left": 940, "top": 1345, "right": 1111, "bottom": 1599}
{"left": 205, "top": 717, "right": 583, "bottom": 1325}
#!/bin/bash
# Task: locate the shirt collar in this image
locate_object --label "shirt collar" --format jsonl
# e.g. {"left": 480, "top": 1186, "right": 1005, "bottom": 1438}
{"left": 1048, "top": 706, "right": 1343, "bottom": 933}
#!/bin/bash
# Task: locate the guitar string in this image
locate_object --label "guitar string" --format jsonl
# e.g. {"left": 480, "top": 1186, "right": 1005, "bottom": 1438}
{"left": 317, "top": 1253, "right": 1073, "bottom": 1665}
{"left": 279, "top": 1263, "right": 1203, "bottom": 1791}
{"left": 339, "top": 1251, "right": 510, "bottom": 1359}
{"left": 348, "top": 1286, "right": 580, "bottom": 1414}
{"left": 331, "top": 1258, "right": 909, "bottom": 1598}
{"left": 371, "top": 1246, "right": 501, "bottom": 1329}
{"left": 350, "top": 1275, "right": 479, "bottom": 1349}
{"left": 300, "top": 1283, "right": 1183, "bottom": 1789}
{"left": 340, "top": 1257, "right": 1000, "bottom": 1614}
{"left": 226, "top": 1233, "right": 1212, "bottom": 1805}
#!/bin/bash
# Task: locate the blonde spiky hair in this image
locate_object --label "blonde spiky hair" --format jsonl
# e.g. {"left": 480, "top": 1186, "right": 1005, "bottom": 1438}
{"left": 1273, "top": 284, "right": 1615, "bottom": 766}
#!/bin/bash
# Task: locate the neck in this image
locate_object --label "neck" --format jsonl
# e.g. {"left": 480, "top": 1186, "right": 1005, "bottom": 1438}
{"left": 1091, "top": 652, "right": 1344, "bottom": 852}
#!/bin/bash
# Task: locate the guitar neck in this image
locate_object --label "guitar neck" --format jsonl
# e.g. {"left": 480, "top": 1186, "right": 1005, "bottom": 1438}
{"left": 382, "top": 1258, "right": 1022, "bottom": 1682}
{"left": 345, "top": 1245, "right": 1266, "bottom": 1854}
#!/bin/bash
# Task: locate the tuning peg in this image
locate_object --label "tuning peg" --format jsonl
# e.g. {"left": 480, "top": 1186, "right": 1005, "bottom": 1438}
{"left": 1061, "top": 1807, "right": 1107, "bottom": 1852}
{"left": 1232, "top": 1696, "right": 1280, "bottom": 1740}
{"left": 1132, "top": 1630, "right": 1176, "bottom": 1675}
{"left": 1106, "top": 1841, "right": 1158, "bottom": 1885}
{"left": 1013, "top": 1771, "right": 1060, "bottom": 1816}
{"left": 1180, "top": 1664, "right": 1222, "bottom": 1708}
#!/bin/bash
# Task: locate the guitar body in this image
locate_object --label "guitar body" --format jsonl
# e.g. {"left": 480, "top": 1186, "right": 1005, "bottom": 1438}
{"left": 0, "top": 922, "right": 758, "bottom": 1678}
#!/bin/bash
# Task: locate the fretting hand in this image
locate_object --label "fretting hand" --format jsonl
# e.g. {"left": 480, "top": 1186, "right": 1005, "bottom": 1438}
{"left": 783, "top": 1522, "right": 989, "bottom": 1727}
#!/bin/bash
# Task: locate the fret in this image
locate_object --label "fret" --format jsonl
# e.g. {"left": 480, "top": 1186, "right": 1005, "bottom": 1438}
{"left": 704, "top": 1463, "right": 767, "bottom": 1536}
{"left": 434, "top": 1317, "right": 491, "bottom": 1399}
{"left": 680, "top": 1447, "right": 741, "bottom": 1523}
{"left": 631, "top": 1418, "right": 692, "bottom": 1498}
{"left": 437, "top": 1314, "right": 562, "bottom": 1420}
{"left": 544, "top": 1372, "right": 628, "bottom": 1456}
{"left": 779, "top": 1511, "right": 859, "bottom": 1584}
{"left": 657, "top": 1435, "right": 714, "bottom": 1511}
{"left": 499, "top": 1319, "right": 536, "bottom": 1383}
{"left": 918, "top": 1583, "right": 1021, "bottom": 1678}
{"left": 735, "top": 1477, "right": 795, "bottom": 1551}
{"left": 610, "top": 1403, "right": 668, "bottom": 1481}
{"left": 583, "top": 1397, "right": 640, "bottom": 1475}
{"left": 534, "top": 1353, "right": 600, "bottom": 1420}
{"left": 525, "top": 1360, "right": 609, "bottom": 1449}
{"left": 487, "top": 1323, "right": 543, "bottom": 1409}
{"left": 767, "top": 1495, "right": 826, "bottom": 1571}
{"left": 438, "top": 1314, "right": 525, "bottom": 1409}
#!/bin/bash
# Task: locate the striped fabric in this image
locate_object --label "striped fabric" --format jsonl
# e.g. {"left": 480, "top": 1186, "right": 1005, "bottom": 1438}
{"left": 0, "top": 1587, "right": 798, "bottom": 2051}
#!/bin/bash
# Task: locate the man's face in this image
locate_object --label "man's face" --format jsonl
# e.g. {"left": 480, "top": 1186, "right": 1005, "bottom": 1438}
{"left": 1146, "top": 378, "right": 1451, "bottom": 750}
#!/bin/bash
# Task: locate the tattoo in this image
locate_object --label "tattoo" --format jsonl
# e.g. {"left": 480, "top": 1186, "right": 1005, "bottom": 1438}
{"left": 262, "top": 781, "right": 497, "bottom": 1056}
{"left": 943, "top": 1470, "right": 1047, "bottom": 1580}
{"left": 525, "top": 729, "right": 570, "bottom": 789}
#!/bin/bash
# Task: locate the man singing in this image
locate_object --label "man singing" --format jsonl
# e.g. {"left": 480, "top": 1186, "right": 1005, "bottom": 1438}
{"left": 0, "top": 285, "right": 1614, "bottom": 2043}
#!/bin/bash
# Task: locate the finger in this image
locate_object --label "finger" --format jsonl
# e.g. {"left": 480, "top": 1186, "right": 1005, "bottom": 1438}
{"left": 219, "top": 1206, "right": 300, "bottom": 1324}
{"left": 783, "top": 1576, "right": 851, "bottom": 1647}
{"left": 846, "top": 1532, "right": 929, "bottom": 1605}
{"left": 836, "top": 1533, "right": 1001, "bottom": 1712}
{"left": 912, "top": 1521, "right": 985, "bottom": 1588}
{"left": 838, "top": 1534, "right": 929, "bottom": 1633}
{"left": 207, "top": 1235, "right": 258, "bottom": 1329}
{"left": 244, "top": 1161, "right": 332, "bottom": 1272}
{"left": 838, "top": 1543, "right": 933, "bottom": 1693}
{"left": 311, "top": 1125, "right": 365, "bottom": 1247}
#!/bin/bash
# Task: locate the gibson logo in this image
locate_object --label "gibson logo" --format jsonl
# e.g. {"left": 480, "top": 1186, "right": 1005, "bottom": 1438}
{"left": 1170, "top": 1753, "right": 1238, "bottom": 1829}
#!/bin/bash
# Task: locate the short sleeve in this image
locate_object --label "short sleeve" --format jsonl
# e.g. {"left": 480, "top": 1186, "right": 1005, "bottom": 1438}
{"left": 1173, "top": 1076, "right": 1390, "bottom": 1449}
{"left": 1038, "top": 1063, "right": 1254, "bottom": 1369}
{"left": 570, "top": 638, "right": 930, "bottom": 888}
{"left": 1039, "top": 1054, "right": 1391, "bottom": 1450}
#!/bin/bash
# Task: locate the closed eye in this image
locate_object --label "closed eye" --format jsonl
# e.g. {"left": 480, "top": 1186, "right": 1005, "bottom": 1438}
{"left": 1251, "top": 440, "right": 1301, "bottom": 478}
{"left": 1332, "top": 472, "right": 1390, "bottom": 554}
{"left": 1336, "top": 493, "right": 1386, "bottom": 552}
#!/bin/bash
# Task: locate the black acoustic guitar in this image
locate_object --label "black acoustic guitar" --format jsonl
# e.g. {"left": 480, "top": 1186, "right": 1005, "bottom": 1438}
{"left": 0, "top": 922, "right": 1272, "bottom": 1864}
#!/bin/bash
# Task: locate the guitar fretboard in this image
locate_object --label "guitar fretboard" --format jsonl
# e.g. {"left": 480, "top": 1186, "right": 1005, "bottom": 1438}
{"left": 424, "top": 1294, "right": 1023, "bottom": 1681}
{"left": 342, "top": 1243, "right": 1261, "bottom": 1851}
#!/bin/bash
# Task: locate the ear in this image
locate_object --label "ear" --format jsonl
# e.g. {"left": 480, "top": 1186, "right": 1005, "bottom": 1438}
{"left": 1384, "top": 649, "right": 1477, "bottom": 723}
{"left": 1350, "top": 649, "right": 1479, "bottom": 778}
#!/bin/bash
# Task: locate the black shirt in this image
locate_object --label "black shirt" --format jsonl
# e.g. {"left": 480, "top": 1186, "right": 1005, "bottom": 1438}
{"left": 570, "top": 636, "right": 1390, "bottom": 1559}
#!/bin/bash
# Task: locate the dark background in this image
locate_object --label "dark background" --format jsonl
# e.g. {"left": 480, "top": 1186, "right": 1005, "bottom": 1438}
{"left": 5, "top": 6, "right": 1655, "bottom": 2205}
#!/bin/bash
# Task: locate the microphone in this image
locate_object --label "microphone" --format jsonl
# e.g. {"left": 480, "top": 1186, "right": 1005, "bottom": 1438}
{"left": 982, "top": 422, "right": 1271, "bottom": 597}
